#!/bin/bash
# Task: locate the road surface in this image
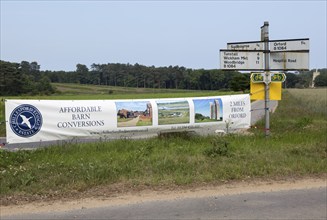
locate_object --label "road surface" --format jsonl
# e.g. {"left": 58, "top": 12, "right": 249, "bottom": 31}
{"left": 251, "top": 100, "right": 278, "bottom": 125}
{"left": 118, "top": 116, "right": 140, "bottom": 127}
{"left": 2, "top": 186, "right": 326, "bottom": 220}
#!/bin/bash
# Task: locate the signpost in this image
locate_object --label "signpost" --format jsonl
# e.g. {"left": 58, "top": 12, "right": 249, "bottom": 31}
{"left": 250, "top": 82, "right": 282, "bottom": 101}
{"left": 261, "top": 22, "right": 270, "bottom": 137}
{"left": 227, "top": 38, "right": 309, "bottom": 52}
{"left": 269, "top": 52, "right": 309, "bottom": 70}
{"left": 219, "top": 50, "right": 264, "bottom": 70}
{"left": 270, "top": 73, "right": 286, "bottom": 82}
{"left": 227, "top": 41, "right": 263, "bottom": 50}
{"left": 250, "top": 72, "right": 286, "bottom": 83}
{"left": 269, "top": 38, "right": 309, "bottom": 52}
{"left": 221, "top": 38, "right": 310, "bottom": 71}
{"left": 251, "top": 73, "right": 265, "bottom": 83}
{"left": 220, "top": 21, "right": 309, "bottom": 137}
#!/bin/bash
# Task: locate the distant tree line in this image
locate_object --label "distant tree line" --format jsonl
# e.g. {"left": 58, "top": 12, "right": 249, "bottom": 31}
{"left": 1, "top": 60, "right": 326, "bottom": 96}
{"left": 44, "top": 63, "right": 327, "bottom": 90}
{"left": 284, "top": 69, "right": 327, "bottom": 88}
{"left": 0, "top": 60, "right": 55, "bottom": 96}
{"left": 45, "top": 63, "right": 245, "bottom": 91}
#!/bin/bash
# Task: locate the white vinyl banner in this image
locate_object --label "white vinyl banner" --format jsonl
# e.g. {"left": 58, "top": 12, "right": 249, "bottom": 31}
{"left": 5, "top": 94, "right": 251, "bottom": 143}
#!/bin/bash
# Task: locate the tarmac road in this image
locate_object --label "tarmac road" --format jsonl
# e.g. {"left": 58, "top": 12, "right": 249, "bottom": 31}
{"left": 251, "top": 100, "right": 278, "bottom": 125}
{"left": 2, "top": 187, "right": 326, "bottom": 220}
{"left": 0, "top": 100, "right": 278, "bottom": 150}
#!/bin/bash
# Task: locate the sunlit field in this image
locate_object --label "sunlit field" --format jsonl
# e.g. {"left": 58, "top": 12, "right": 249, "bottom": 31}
{"left": 287, "top": 88, "right": 326, "bottom": 115}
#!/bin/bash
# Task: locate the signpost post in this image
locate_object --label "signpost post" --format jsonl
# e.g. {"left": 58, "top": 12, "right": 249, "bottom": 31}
{"left": 220, "top": 22, "right": 309, "bottom": 137}
{"left": 261, "top": 21, "right": 270, "bottom": 137}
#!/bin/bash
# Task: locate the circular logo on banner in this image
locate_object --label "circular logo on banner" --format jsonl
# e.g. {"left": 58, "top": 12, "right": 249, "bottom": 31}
{"left": 10, "top": 104, "right": 43, "bottom": 138}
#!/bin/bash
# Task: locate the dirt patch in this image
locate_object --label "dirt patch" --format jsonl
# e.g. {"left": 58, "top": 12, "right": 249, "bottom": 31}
{"left": 1, "top": 176, "right": 326, "bottom": 217}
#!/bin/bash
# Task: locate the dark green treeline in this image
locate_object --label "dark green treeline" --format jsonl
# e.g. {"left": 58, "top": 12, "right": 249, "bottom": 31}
{"left": 46, "top": 63, "right": 244, "bottom": 91}
{"left": 1, "top": 60, "right": 326, "bottom": 96}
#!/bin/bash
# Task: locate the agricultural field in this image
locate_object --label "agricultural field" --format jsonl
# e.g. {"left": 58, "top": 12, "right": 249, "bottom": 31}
{"left": 0, "top": 87, "right": 326, "bottom": 205}
{"left": 287, "top": 88, "right": 326, "bottom": 115}
{"left": 52, "top": 83, "right": 231, "bottom": 99}
{"left": 157, "top": 100, "right": 190, "bottom": 125}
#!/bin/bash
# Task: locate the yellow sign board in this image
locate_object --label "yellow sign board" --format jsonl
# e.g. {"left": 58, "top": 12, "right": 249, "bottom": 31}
{"left": 250, "top": 82, "right": 282, "bottom": 100}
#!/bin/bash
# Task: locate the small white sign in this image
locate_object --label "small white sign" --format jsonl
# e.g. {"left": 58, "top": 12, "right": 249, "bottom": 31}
{"left": 220, "top": 50, "right": 264, "bottom": 70}
{"left": 269, "top": 39, "right": 309, "bottom": 52}
{"left": 227, "top": 42, "right": 263, "bottom": 50}
{"left": 269, "top": 52, "right": 309, "bottom": 70}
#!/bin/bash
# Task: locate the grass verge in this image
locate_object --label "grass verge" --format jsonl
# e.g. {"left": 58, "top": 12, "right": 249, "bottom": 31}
{"left": 0, "top": 88, "right": 326, "bottom": 204}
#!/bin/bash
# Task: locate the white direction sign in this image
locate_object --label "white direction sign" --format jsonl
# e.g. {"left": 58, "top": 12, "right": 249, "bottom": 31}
{"left": 227, "top": 38, "right": 309, "bottom": 52}
{"left": 227, "top": 41, "right": 263, "bottom": 50}
{"left": 270, "top": 38, "right": 309, "bottom": 52}
{"left": 269, "top": 52, "right": 309, "bottom": 70}
{"left": 220, "top": 50, "right": 264, "bottom": 70}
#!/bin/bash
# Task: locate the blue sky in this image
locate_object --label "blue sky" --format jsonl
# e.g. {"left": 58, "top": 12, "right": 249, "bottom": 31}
{"left": 193, "top": 98, "right": 223, "bottom": 117}
{"left": 116, "top": 101, "right": 149, "bottom": 111}
{"left": 1, "top": 0, "right": 326, "bottom": 71}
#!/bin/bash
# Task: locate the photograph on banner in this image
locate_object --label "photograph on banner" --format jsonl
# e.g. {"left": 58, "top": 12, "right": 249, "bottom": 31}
{"left": 193, "top": 98, "right": 223, "bottom": 123}
{"left": 156, "top": 100, "right": 190, "bottom": 125}
{"left": 116, "top": 101, "right": 152, "bottom": 127}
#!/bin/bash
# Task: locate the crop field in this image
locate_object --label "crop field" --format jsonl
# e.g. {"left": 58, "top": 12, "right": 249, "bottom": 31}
{"left": 0, "top": 87, "right": 326, "bottom": 204}
{"left": 52, "top": 83, "right": 232, "bottom": 99}
{"left": 287, "top": 88, "right": 326, "bottom": 115}
{"left": 157, "top": 100, "right": 190, "bottom": 125}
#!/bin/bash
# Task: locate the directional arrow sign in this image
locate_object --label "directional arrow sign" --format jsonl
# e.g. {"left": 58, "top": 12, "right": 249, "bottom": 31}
{"left": 251, "top": 72, "right": 286, "bottom": 83}
{"left": 220, "top": 50, "right": 264, "bottom": 70}
{"left": 269, "top": 51, "right": 309, "bottom": 70}
{"left": 271, "top": 73, "right": 286, "bottom": 82}
{"left": 251, "top": 73, "right": 265, "bottom": 83}
{"left": 227, "top": 38, "right": 309, "bottom": 52}
{"left": 227, "top": 41, "right": 263, "bottom": 50}
{"left": 269, "top": 38, "right": 309, "bottom": 52}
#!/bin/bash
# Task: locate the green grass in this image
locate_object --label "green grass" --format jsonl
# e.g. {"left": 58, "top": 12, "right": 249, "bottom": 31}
{"left": 286, "top": 88, "right": 327, "bottom": 116}
{"left": 195, "top": 118, "right": 218, "bottom": 123}
{"left": 52, "top": 83, "right": 235, "bottom": 98}
{"left": 0, "top": 87, "right": 326, "bottom": 203}
{"left": 136, "top": 118, "right": 152, "bottom": 126}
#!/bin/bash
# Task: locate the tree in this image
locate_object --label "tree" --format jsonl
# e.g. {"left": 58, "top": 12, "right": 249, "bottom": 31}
{"left": 1, "top": 60, "right": 55, "bottom": 95}
{"left": 36, "top": 76, "right": 55, "bottom": 95}
{"left": 230, "top": 74, "right": 249, "bottom": 92}
{"left": 284, "top": 73, "right": 301, "bottom": 88}
{"left": 189, "top": 70, "right": 201, "bottom": 90}
{"left": 314, "top": 73, "right": 327, "bottom": 87}
{"left": 0, "top": 61, "right": 23, "bottom": 95}
{"left": 76, "top": 64, "right": 89, "bottom": 84}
